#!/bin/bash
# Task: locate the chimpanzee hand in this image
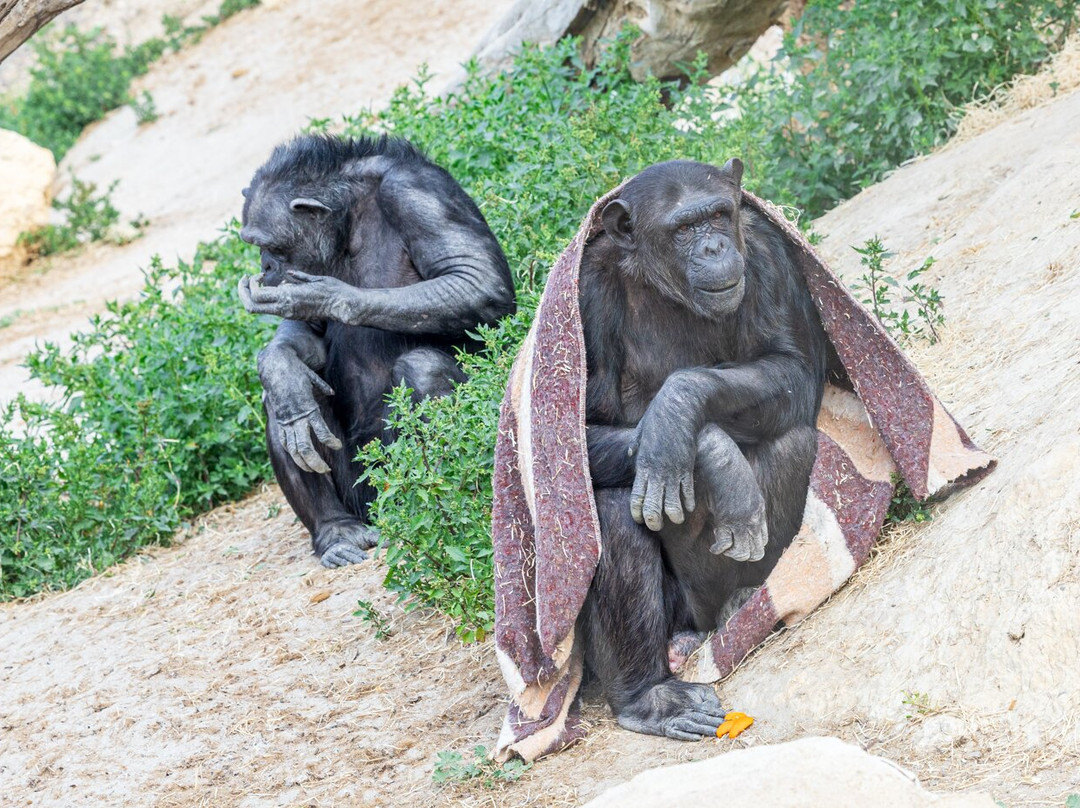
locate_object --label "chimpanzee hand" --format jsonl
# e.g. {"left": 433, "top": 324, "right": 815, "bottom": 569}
{"left": 238, "top": 270, "right": 355, "bottom": 323}
{"left": 628, "top": 374, "right": 702, "bottom": 531}
{"left": 259, "top": 349, "right": 342, "bottom": 474}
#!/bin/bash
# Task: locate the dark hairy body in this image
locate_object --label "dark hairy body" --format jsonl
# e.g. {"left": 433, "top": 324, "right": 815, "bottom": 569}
{"left": 578, "top": 159, "right": 828, "bottom": 739}
{"left": 238, "top": 135, "right": 514, "bottom": 567}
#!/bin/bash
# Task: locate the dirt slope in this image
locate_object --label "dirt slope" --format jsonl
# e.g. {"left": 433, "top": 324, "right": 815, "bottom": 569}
{"left": 2, "top": 7, "right": 1079, "bottom": 807}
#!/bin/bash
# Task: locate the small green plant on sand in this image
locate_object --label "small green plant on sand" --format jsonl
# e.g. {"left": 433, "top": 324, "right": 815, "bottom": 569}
{"left": 353, "top": 599, "right": 391, "bottom": 640}
{"left": 852, "top": 237, "right": 945, "bottom": 345}
{"left": 902, "top": 691, "right": 940, "bottom": 719}
{"left": 886, "top": 475, "right": 934, "bottom": 525}
{"left": 432, "top": 745, "right": 531, "bottom": 788}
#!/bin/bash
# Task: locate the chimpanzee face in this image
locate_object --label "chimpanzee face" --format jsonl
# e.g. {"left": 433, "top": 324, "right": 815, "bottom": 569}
{"left": 240, "top": 177, "right": 343, "bottom": 287}
{"left": 602, "top": 158, "right": 747, "bottom": 319}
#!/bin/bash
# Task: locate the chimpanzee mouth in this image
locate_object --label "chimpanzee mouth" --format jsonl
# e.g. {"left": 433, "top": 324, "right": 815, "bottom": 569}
{"left": 699, "top": 277, "right": 744, "bottom": 295}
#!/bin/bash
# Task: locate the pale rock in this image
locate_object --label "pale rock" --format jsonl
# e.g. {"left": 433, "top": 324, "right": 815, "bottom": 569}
{"left": 0, "top": 129, "right": 56, "bottom": 265}
{"left": 580, "top": 737, "right": 997, "bottom": 808}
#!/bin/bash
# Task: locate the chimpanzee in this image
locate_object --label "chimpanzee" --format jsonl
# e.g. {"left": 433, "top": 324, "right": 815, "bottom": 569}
{"left": 237, "top": 134, "right": 514, "bottom": 567}
{"left": 579, "top": 158, "right": 829, "bottom": 740}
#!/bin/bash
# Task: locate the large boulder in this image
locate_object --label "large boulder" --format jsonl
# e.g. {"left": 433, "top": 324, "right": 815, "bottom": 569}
{"left": 0, "top": 129, "right": 56, "bottom": 269}
{"left": 472, "top": 0, "right": 789, "bottom": 83}
{"left": 580, "top": 737, "right": 997, "bottom": 808}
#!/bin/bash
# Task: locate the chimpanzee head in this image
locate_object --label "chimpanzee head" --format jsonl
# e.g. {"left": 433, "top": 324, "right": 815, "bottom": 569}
{"left": 602, "top": 158, "right": 747, "bottom": 318}
{"left": 239, "top": 136, "right": 355, "bottom": 286}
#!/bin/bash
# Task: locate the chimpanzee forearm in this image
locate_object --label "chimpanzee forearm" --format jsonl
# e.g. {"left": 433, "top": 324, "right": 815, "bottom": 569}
{"left": 329, "top": 268, "right": 513, "bottom": 336}
{"left": 258, "top": 319, "right": 328, "bottom": 378}
{"left": 650, "top": 354, "right": 820, "bottom": 445}
{"left": 586, "top": 425, "right": 638, "bottom": 488}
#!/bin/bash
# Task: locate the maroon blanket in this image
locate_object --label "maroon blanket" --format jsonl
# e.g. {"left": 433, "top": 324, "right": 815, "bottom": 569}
{"left": 491, "top": 185, "right": 996, "bottom": 761}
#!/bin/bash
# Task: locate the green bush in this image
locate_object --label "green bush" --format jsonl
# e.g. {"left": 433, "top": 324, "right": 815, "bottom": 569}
{"left": 0, "top": 229, "right": 271, "bottom": 598}
{"left": 739, "top": 0, "right": 1076, "bottom": 214}
{"left": 17, "top": 177, "right": 123, "bottom": 257}
{"left": 0, "top": 25, "right": 164, "bottom": 158}
{"left": 0, "top": 0, "right": 262, "bottom": 159}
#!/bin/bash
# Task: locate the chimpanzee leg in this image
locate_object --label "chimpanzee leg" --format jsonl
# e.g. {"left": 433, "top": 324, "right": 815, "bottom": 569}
{"left": 266, "top": 398, "right": 378, "bottom": 567}
{"left": 738, "top": 424, "right": 819, "bottom": 588}
{"left": 581, "top": 489, "right": 726, "bottom": 741}
{"left": 390, "top": 346, "right": 467, "bottom": 405}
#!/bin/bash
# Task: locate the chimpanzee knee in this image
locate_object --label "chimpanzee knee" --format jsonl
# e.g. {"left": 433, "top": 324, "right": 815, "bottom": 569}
{"left": 391, "top": 347, "right": 466, "bottom": 403}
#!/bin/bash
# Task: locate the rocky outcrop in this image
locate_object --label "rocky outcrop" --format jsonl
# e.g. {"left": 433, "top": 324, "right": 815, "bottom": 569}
{"left": 0, "top": 129, "right": 56, "bottom": 269}
{"left": 472, "top": 0, "right": 789, "bottom": 83}
{"left": 580, "top": 737, "right": 997, "bottom": 808}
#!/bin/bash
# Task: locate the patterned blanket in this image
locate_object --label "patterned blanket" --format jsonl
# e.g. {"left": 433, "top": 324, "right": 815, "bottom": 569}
{"left": 491, "top": 184, "right": 996, "bottom": 762}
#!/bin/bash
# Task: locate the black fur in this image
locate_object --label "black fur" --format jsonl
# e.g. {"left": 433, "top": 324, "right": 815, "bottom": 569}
{"left": 238, "top": 134, "right": 514, "bottom": 567}
{"left": 578, "top": 159, "right": 828, "bottom": 739}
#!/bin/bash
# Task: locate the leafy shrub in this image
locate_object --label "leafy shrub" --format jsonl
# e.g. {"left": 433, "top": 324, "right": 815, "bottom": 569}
{"left": 0, "top": 26, "right": 164, "bottom": 158}
{"left": 739, "top": 0, "right": 1077, "bottom": 214}
{"left": 17, "top": 177, "right": 124, "bottom": 257}
{"left": 0, "top": 228, "right": 271, "bottom": 598}
{"left": 0, "top": 0, "right": 262, "bottom": 159}
{"left": 432, "top": 745, "right": 530, "bottom": 787}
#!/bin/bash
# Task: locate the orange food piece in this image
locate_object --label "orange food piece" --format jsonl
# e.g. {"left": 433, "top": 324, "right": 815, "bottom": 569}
{"left": 716, "top": 711, "right": 754, "bottom": 739}
{"left": 309, "top": 590, "right": 332, "bottom": 604}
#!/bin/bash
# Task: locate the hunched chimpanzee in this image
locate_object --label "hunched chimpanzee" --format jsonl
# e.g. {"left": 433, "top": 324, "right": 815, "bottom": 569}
{"left": 578, "top": 158, "right": 829, "bottom": 740}
{"left": 238, "top": 134, "right": 514, "bottom": 567}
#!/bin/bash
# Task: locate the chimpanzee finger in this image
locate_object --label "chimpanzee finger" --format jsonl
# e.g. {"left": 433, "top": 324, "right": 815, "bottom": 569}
{"left": 321, "top": 542, "right": 369, "bottom": 568}
{"left": 295, "top": 430, "right": 331, "bottom": 475}
{"left": 669, "top": 714, "right": 725, "bottom": 739}
{"left": 680, "top": 472, "right": 696, "bottom": 514}
{"left": 282, "top": 427, "right": 314, "bottom": 473}
{"left": 664, "top": 726, "right": 708, "bottom": 742}
{"left": 284, "top": 269, "right": 319, "bottom": 284}
{"left": 302, "top": 365, "right": 335, "bottom": 398}
{"left": 710, "top": 526, "right": 734, "bottom": 555}
{"left": 726, "top": 541, "right": 753, "bottom": 562}
{"left": 237, "top": 275, "right": 263, "bottom": 313}
{"left": 663, "top": 483, "right": 685, "bottom": 525}
{"left": 309, "top": 416, "right": 343, "bottom": 452}
{"left": 629, "top": 472, "right": 648, "bottom": 524}
{"left": 642, "top": 480, "right": 665, "bottom": 531}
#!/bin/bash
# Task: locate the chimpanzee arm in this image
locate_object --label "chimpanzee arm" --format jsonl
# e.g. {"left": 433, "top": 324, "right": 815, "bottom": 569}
{"left": 239, "top": 164, "right": 515, "bottom": 336}
{"left": 257, "top": 319, "right": 342, "bottom": 475}
{"left": 630, "top": 351, "right": 817, "bottom": 531}
{"left": 586, "top": 426, "right": 637, "bottom": 488}
{"left": 259, "top": 318, "right": 328, "bottom": 374}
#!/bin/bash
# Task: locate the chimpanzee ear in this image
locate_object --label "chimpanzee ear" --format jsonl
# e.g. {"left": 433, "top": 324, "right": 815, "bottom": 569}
{"left": 722, "top": 158, "right": 744, "bottom": 188}
{"left": 602, "top": 199, "right": 635, "bottom": 251}
{"left": 290, "top": 197, "right": 333, "bottom": 215}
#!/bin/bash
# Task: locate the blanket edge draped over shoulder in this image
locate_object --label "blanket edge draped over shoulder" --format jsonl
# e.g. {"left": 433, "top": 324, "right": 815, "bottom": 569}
{"left": 490, "top": 185, "right": 996, "bottom": 762}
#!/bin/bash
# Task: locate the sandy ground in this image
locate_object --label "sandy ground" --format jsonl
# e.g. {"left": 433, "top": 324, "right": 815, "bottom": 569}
{"left": 2, "top": 4, "right": 1080, "bottom": 807}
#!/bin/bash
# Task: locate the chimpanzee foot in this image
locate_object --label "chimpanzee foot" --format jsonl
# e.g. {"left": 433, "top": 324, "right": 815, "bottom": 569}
{"left": 708, "top": 502, "right": 768, "bottom": 562}
{"left": 616, "top": 679, "right": 726, "bottom": 741}
{"left": 667, "top": 630, "right": 706, "bottom": 673}
{"left": 315, "top": 520, "right": 380, "bottom": 568}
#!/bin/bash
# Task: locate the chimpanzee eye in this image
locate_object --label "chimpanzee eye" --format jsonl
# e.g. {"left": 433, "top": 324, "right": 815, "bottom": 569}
{"left": 677, "top": 223, "right": 692, "bottom": 236}
{"left": 711, "top": 210, "right": 727, "bottom": 225}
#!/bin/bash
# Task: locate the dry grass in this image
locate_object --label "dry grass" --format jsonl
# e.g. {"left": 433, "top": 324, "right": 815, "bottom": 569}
{"left": 951, "top": 33, "right": 1080, "bottom": 144}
